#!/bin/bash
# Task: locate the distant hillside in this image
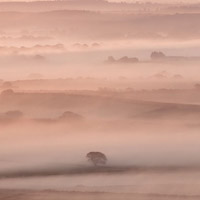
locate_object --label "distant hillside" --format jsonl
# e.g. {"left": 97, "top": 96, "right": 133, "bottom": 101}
{"left": 0, "top": 1, "right": 194, "bottom": 13}
{"left": 0, "top": 10, "right": 199, "bottom": 39}
{"left": 1, "top": 91, "right": 200, "bottom": 120}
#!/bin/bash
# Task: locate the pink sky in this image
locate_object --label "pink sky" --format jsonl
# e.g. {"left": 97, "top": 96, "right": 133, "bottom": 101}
{"left": 0, "top": 0, "right": 199, "bottom": 2}
{"left": 108, "top": 0, "right": 200, "bottom": 3}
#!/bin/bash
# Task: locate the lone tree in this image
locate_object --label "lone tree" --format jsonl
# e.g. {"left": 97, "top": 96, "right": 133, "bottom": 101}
{"left": 86, "top": 152, "right": 107, "bottom": 166}
{"left": 151, "top": 51, "right": 166, "bottom": 60}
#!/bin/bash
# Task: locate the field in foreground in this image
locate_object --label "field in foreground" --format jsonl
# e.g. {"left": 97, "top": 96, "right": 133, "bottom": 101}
{"left": 1, "top": 190, "right": 200, "bottom": 200}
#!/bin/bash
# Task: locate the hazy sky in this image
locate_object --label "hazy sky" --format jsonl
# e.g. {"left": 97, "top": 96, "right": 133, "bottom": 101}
{"left": 108, "top": 0, "right": 200, "bottom": 3}
{"left": 0, "top": 0, "right": 199, "bottom": 3}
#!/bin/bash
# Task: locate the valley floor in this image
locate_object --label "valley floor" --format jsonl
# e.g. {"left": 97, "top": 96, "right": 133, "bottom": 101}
{"left": 0, "top": 190, "right": 200, "bottom": 200}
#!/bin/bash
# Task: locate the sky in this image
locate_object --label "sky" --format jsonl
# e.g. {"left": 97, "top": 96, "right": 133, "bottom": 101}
{"left": 108, "top": 0, "right": 200, "bottom": 3}
{"left": 0, "top": 0, "right": 198, "bottom": 3}
{"left": 0, "top": 0, "right": 199, "bottom": 3}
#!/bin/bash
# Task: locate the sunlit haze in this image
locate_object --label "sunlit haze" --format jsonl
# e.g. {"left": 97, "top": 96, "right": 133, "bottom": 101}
{"left": 0, "top": 0, "right": 200, "bottom": 200}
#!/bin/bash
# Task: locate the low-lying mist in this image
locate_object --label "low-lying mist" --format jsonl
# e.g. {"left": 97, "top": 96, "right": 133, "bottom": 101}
{"left": 1, "top": 1, "right": 200, "bottom": 198}
{"left": 0, "top": 119, "right": 200, "bottom": 172}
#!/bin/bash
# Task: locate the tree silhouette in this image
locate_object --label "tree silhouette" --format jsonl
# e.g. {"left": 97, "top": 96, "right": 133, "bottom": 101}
{"left": 151, "top": 51, "right": 166, "bottom": 60}
{"left": 86, "top": 152, "right": 107, "bottom": 166}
